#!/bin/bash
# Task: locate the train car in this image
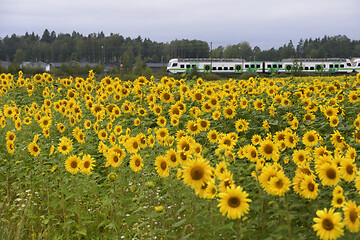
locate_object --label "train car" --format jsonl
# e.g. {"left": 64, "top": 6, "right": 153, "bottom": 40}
{"left": 166, "top": 58, "right": 245, "bottom": 74}
{"left": 276, "top": 58, "right": 353, "bottom": 74}
{"left": 351, "top": 58, "right": 360, "bottom": 72}
{"left": 167, "top": 58, "right": 357, "bottom": 74}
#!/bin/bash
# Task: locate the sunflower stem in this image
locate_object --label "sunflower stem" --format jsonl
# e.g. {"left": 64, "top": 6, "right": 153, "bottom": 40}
{"left": 284, "top": 193, "right": 293, "bottom": 240}
{"left": 255, "top": 172, "right": 266, "bottom": 237}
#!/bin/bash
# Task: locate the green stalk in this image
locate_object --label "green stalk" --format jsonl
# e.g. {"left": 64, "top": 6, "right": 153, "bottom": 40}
{"left": 284, "top": 193, "right": 293, "bottom": 240}
{"left": 254, "top": 173, "right": 266, "bottom": 236}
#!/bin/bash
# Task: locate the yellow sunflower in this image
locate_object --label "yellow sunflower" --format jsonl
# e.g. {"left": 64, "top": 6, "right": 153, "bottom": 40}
{"left": 340, "top": 158, "right": 356, "bottom": 182}
{"left": 313, "top": 208, "right": 344, "bottom": 240}
{"left": 266, "top": 171, "right": 290, "bottom": 196}
{"left": 65, "top": 155, "right": 81, "bottom": 174}
{"left": 182, "top": 157, "right": 212, "bottom": 190}
{"left": 129, "top": 154, "right": 143, "bottom": 172}
{"left": 186, "top": 120, "right": 200, "bottom": 135}
{"left": 343, "top": 200, "right": 360, "bottom": 233}
{"left": 165, "top": 148, "right": 179, "bottom": 167}
{"left": 125, "top": 137, "right": 140, "bottom": 154}
{"left": 258, "top": 139, "right": 279, "bottom": 161}
{"left": 80, "top": 154, "right": 95, "bottom": 174}
{"left": 331, "top": 193, "right": 345, "bottom": 209}
{"left": 106, "top": 150, "right": 123, "bottom": 168}
{"left": 317, "top": 162, "right": 340, "bottom": 186}
{"left": 57, "top": 137, "right": 73, "bottom": 155}
{"left": 28, "top": 141, "right": 41, "bottom": 157}
{"left": 155, "top": 155, "right": 169, "bottom": 178}
{"left": 217, "top": 185, "right": 251, "bottom": 220}
{"left": 6, "top": 131, "right": 16, "bottom": 142}
{"left": 223, "top": 106, "right": 236, "bottom": 119}
{"left": 302, "top": 130, "right": 319, "bottom": 147}
{"left": 299, "top": 175, "right": 318, "bottom": 200}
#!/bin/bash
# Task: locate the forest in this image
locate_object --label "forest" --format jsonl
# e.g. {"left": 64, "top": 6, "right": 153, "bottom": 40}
{"left": 1, "top": 29, "right": 360, "bottom": 67}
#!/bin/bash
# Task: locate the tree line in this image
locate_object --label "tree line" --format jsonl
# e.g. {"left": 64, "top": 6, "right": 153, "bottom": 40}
{"left": 1, "top": 29, "right": 360, "bottom": 67}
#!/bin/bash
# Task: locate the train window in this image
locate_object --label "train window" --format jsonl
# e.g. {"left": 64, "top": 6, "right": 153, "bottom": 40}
{"left": 358, "top": 63, "right": 360, "bottom": 66}
{"left": 212, "top": 67, "right": 216, "bottom": 70}
{"left": 192, "top": 65, "right": 196, "bottom": 68}
{"left": 272, "top": 64, "right": 277, "bottom": 68}
{"left": 347, "top": 63, "right": 351, "bottom": 66}
{"left": 279, "top": 65, "right": 283, "bottom": 68}
{"left": 180, "top": 64, "right": 184, "bottom": 68}
{"left": 329, "top": 64, "right": 333, "bottom": 68}
{"left": 267, "top": 64, "right": 271, "bottom": 68}
{"left": 250, "top": 64, "right": 255, "bottom": 68}
{"left": 230, "top": 67, "right": 234, "bottom": 70}
{"left": 172, "top": 63, "right": 178, "bottom": 67}
{"left": 224, "top": 67, "right": 228, "bottom": 70}
{"left": 305, "top": 67, "right": 309, "bottom": 70}
{"left": 340, "top": 64, "right": 344, "bottom": 68}
{"left": 310, "top": 67, "right": 314, "bottom": 70}
{"left": 335, "top": 64, "right": 339, "bottom": 68}
{"left": 218, "top": 67, "right": 222, "bottom": 70}
{"left": 186, "top": 64, "right": 190, "bottom": 68}
{"left": 256, "top": 64, "right": 260, "bottom": 68}
{"left": 245, "top": 64, "right": 249, "bottom": 68}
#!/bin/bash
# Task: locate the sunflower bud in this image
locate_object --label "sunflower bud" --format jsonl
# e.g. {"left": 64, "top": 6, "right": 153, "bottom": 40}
{"left": 107, "top": 172, "right": 117, "bottom": 182}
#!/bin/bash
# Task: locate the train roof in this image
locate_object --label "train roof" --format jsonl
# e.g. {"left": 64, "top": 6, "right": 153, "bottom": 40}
{"left": 176, "top": 58, "right": 245, "bottom": 62}
{"left": 282, "top": 58, "right": 347, "bottom": 62}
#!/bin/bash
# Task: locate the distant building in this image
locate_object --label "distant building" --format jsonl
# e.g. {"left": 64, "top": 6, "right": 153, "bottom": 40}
{"left": 0, "top": 61, "right": 10, "bottom": 69}
{"left": 21, "top": 61, "right": 51, "bottom": 71}
{"left": 146, "top": 62, "right": 167, "bottom": 73}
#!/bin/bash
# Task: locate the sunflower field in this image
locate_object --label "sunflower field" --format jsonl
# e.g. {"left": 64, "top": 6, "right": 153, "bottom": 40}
{"left": 1, "top": 71, "right": 360, "bottom": 239}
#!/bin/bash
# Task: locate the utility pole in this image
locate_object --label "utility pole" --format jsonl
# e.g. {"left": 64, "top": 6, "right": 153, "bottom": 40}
{"left": 210, "top": 42, "right": 212, "bottom": 73}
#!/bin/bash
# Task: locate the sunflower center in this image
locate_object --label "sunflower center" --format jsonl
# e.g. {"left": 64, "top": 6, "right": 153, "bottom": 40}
{"left": 346, "top": 165, "right": 354, "bottom": 175}
{"left": 191, "top": 166, "right": 204, "bottom": 180}
{"left": 163, "top": 93, "right": 170, "bottom": 100}
{"left": 251, "top": 150, "right": 257, "bottom": 158}
{"left": 228, "top": 196, "right": 241, "bottom": 208}
{"left": 160, "top": 161, "right": 167, "bottom": 170}
{"left": 226, "top": 109, "right": 233, "bottom": 115}
{"left": 190, "top": 124, "right": 198, "bottom": 132}
{"left": 84, "top": 161, "right": 90, "bottom": 168}
{"left": 135, "top": 159, "right": 141, "bottom": 167}
{"left": 170, "top": 155, "right": 177, "bottom": 163}
{"left": 33, "top": 146, "right": 39, "bottom": 152}
{"left": 133, "top": 142, "right": 139, "bottom": 149}
{"left": 181, "top": 143, "right": 190, "bottom": 151}
{"left": 113, "top": 155, "right": 119, "bottom": 163}
{"left": 276, "top": 179, "right": 284, "bottom": 188}
{"left": 336, "top": 197, "right": 343, "bottom": 204}
{"left": 308, "top": 135, "right": 315, "bottom": 142}
{"left": 224, "top": 139, "right": 231, "bottom": 146}
{"left": 322, "top": 218, "right": 334, "bottom": 231}
{"left": 71, "top": 161, "right": 78, "bottom": 168}
{"left": 350, "top": 209, "right": 358, "bottom": 223}
{"left": 298, "top": 154, "right": 305, "bottom": 162}
{"left": 195, "top": 93, "right": 202, "bottom": 100}
{"left": 326, "top": 168, "right": 337, "bottom": 179}
{"left": 264, "top": 144, "right": 274, "bottom": 154}
{"left": 308, "top": 182, "right": 315, "bottom": 192}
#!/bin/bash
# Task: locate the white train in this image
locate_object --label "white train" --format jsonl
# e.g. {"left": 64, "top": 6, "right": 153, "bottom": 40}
{"left": 167, "top": 58, "right": 360, "bottom": 74}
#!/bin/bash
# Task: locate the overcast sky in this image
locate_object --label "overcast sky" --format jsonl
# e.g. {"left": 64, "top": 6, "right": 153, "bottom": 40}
{"left": 0, "top": 0, "right": 359, "bottom": 50}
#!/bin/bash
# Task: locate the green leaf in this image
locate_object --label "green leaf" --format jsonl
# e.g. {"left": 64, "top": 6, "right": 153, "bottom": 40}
{"left": 76, "top": 229, "right": 87, "bottom": 236}
{"left": 176, "top": 205, "right": 187, "bottom": 215}
{"left": 172, "top": 218, "right": 187, "bottom": 228}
